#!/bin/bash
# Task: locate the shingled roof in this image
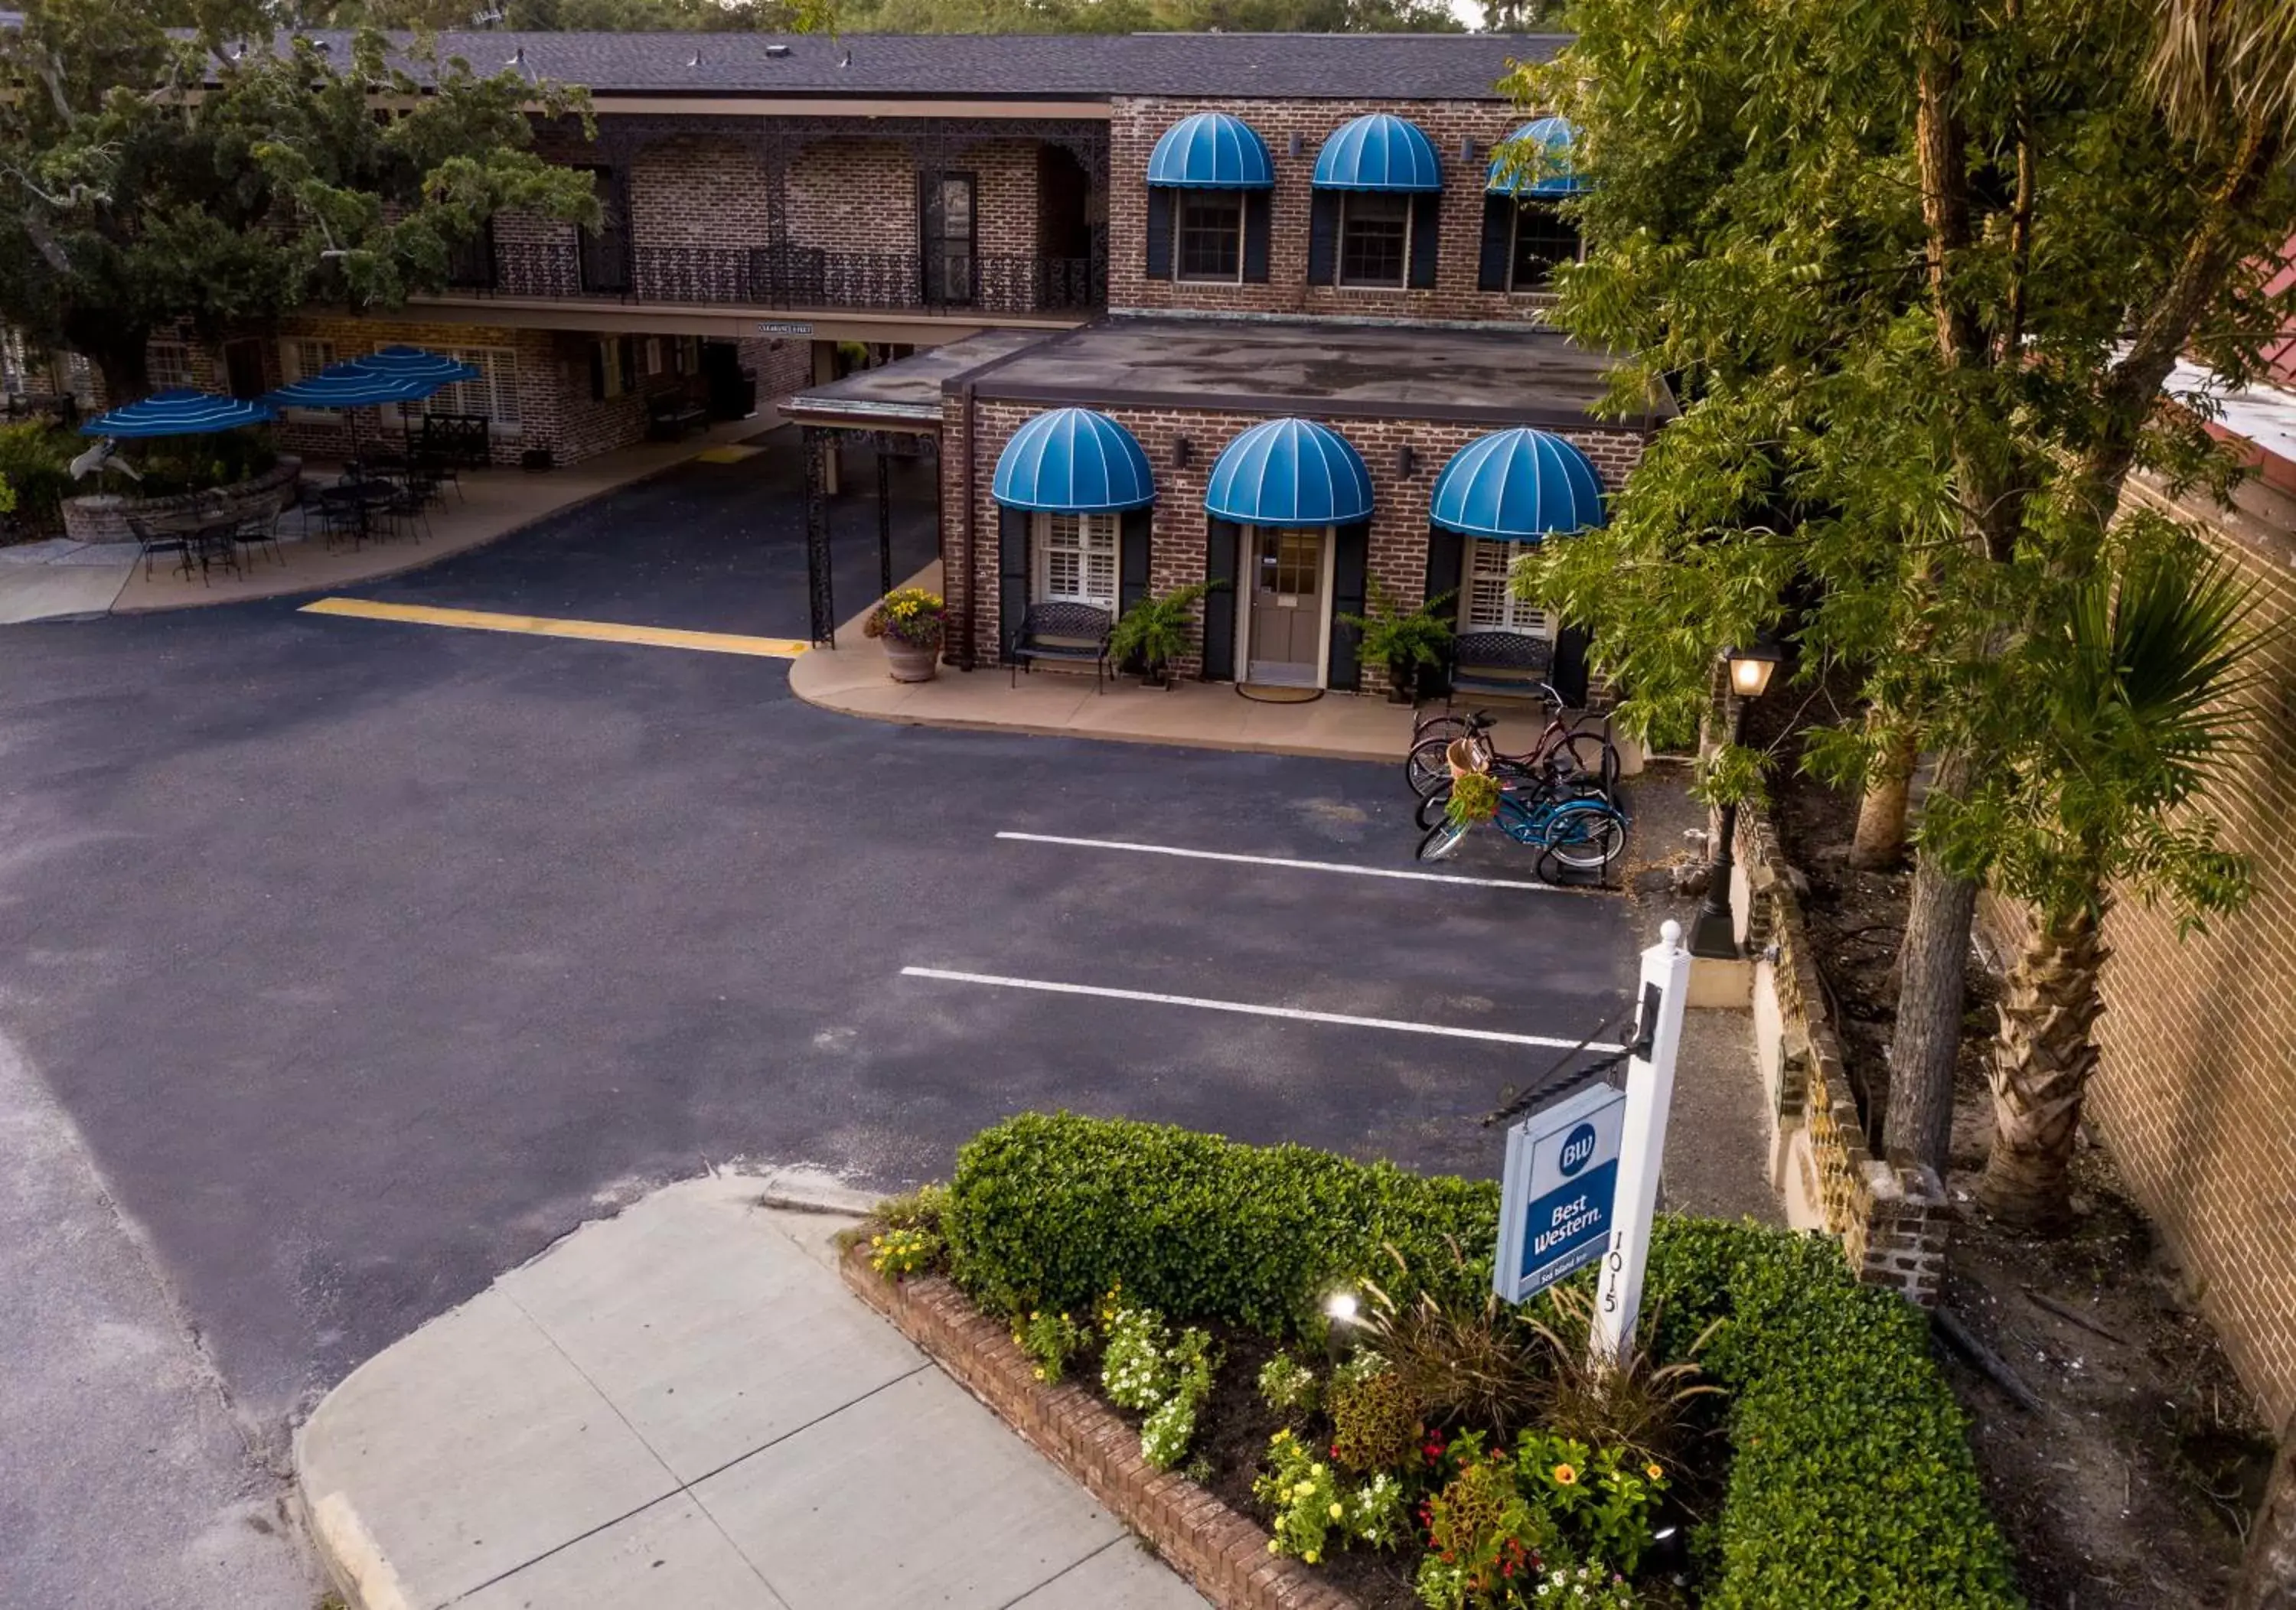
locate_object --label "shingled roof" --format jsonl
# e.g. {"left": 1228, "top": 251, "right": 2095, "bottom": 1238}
{"left": 292, "top": 30, "right": 1561, "bottom": 102}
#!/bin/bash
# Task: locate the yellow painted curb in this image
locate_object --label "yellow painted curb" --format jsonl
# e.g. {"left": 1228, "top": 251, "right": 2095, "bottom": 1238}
{"left": 300, "top": 598, "right": 808, "bottom": 660}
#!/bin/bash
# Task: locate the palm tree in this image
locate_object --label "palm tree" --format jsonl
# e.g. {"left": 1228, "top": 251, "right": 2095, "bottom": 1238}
{"left": 1974, "top": 540, "right": 2262, "bottom": 1229}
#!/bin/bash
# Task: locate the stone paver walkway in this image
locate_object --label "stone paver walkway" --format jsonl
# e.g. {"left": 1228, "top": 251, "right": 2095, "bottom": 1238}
{"left": 296, "top": 1173, "right": 1208, "bottom": 1610}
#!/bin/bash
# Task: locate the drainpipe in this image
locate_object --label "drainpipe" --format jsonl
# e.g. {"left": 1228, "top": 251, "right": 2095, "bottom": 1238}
{"left": 957, "top": 378, "right": 978, "bottom": 670}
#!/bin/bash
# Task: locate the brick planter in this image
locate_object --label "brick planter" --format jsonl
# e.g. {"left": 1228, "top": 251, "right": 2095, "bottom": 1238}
{"left": 62, "top": 457, "right": 302, "bottom": 545}
{"left": 840, "top": 1242, "right": 1358, "bottom": 1610}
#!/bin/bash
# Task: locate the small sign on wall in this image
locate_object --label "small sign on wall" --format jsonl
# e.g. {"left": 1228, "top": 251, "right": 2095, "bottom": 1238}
{"left": 756, "top": 321, "right": 814, "bottom": 337}
{"left": 1495, "top": 1081, "right": 1627, "bottom": 1304}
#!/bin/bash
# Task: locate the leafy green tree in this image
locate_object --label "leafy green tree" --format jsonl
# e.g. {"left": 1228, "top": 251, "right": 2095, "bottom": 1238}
{"left": 1508, "top": 0, "right": 2296, "bottom": 1178}
{"left": 0, "top": 0, "right": 599, "bottom": 403}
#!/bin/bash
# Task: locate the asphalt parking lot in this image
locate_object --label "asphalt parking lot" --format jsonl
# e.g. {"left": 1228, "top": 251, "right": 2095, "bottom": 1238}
{"left": 0, "top": 442, "right": 1649, "bottom": 1602}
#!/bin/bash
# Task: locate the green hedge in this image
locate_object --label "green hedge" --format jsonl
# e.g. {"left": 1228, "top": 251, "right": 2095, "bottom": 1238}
{"left": 944, "top": 1113, "right": 2022, "bottom": 1610}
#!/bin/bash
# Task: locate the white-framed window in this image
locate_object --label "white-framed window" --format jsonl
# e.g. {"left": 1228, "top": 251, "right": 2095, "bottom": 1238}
{"left": 1338, "top": 193, "right": 1411, "bottom": 289}
{"left": 60, "top": 350, "right": 95, "bottom": 406}
{"left": 148, "top": 340, "right": 194, "bottom": 392}
{"left": 1465, "top": 539, "right": 1552, "bottom": 637}
{"left": 643, "top": 336, "right": 664, "bottom": 376}
{"left": 1032, "top": 511, "right": 1119, "bottom": 612}
{"left": 1, "top": 329, "right": 34, "bottom": 396}
{"left": 279, "top": 338, "right": 337, "bottom": 422}
{"left": 408, "top": 346, "right": 521, "bottom": 433}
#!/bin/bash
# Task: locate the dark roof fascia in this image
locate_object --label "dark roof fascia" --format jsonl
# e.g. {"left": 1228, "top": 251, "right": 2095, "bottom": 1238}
{"left": 960, "top": 380, "right": 1655, "bottom": 434}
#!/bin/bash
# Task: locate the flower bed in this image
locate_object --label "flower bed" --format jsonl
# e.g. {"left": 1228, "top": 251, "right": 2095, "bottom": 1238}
{"left": 60, "top": 457, "right": 302, "bottom": 545}
{"left": 869, "top": 1113, "right": 2024, "bottom": 1609}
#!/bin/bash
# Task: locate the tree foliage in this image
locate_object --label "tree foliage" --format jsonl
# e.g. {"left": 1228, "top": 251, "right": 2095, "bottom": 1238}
{"left": 0, "top": 0, "right": 600, "bottom": 399}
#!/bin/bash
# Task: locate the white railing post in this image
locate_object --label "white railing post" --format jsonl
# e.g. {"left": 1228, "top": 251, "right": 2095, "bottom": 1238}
{"left": 1591, "top": 919, "right": 1692, "bottom": 1365}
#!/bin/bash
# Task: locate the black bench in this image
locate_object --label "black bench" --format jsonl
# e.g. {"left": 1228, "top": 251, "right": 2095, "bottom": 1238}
{"left": 1007, "top": 601, "right": 1113, "bottom": 692}
{"left": 1444, "top": 630, "right": 1557, "bottom": 712}
{"left": 648, "top": 396, "right": 711, "bottom": 439}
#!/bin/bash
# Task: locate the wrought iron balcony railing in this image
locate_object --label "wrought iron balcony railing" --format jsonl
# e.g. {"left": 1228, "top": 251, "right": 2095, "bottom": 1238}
{"left": 466, "top": 240, "right": 1104, "bottom": 317}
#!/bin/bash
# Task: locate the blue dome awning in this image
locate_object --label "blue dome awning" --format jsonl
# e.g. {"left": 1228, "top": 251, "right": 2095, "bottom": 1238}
{"left": 1489, "top": 116, "right": 1591, "bottom": 197}
{"left": 991, "top": 407, "right": 1156, "bottom": 513}
{"left": 1147, "top": 112, "right": 1275, "bottom": 190}
{"left": 1430, "top": 428, "right": 1606, "bottom": 540}
{"left": 1204, "top": 418, "right": 1374, "bottom": 529}
{"left": 1313, "top": 113, "right": 1443, "bottom": 194}
{"left": 80, "top": 389, "right": 277, "bottom": 438}
{"left": 264, "top": 363, "right": 435, "bottom": 411}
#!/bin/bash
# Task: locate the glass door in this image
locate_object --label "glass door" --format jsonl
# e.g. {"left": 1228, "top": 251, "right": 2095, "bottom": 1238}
{"left": 920, "top": 173, "right": 976, "bottom": 308}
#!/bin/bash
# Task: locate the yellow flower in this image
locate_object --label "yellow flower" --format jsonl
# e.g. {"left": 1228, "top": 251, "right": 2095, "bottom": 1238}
{"left": 1267, "top": 1540, "right": 1280, "bottom": 1554}
{"left": 1327, "top": 1502, "right": 1343, "bottom": 1520}
{"left": 1303, "top": 1551, "right": 1319, "bottom": 1566}
{"left": 1646, "top": 1462, "right": 1665, "bottom": 1481}
{"left": 1032, "top": 1367, "right": 1046, "bottom": 1380}
{"left": 1309, "top": 1463, "right": 1325, "bottom": 1478}
{"left": 870, "top": 1234, "right": 883, "bottom": 1246}
{"left": 1294, "top": 1481, "right": 1314, "bottom": 1498}
{"left": 1553, "top": 1464, "right": 1578, "bottom": 1486}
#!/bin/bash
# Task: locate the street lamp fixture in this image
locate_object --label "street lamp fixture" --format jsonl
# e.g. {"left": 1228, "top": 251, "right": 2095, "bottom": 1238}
{"left": 1689, "top": 638, "right": 1783, "bottom": 960}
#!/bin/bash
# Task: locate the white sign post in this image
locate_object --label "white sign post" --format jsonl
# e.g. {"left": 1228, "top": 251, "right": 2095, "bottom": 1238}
{"left": 1590, "top": 919, "right": 1692, "bottom": 1364}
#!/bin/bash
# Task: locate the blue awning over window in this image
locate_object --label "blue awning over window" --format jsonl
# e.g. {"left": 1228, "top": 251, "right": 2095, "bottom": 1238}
{"left": 1147, "top": 112, "right": 1275, "bottom": 190}
{"left": 1489, "top": 116, "right": 1590, "bottom": 197}
{"left": 991, "top": 407, "right": 1156, "bottom": 513}
{"left": 1312, "top": 113, "right": 1443, "bottom": 194}
{"left": 1204, "top": 417, "right": 1374, "bottom": 529}
{"left": 1429, "top": 428, "right": 1606, "bottom": 539}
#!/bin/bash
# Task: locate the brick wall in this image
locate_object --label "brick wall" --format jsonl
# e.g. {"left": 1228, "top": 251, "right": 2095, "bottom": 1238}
{"left": 788, "top": 138, "right": 920, "bottom": 256}
{"left": 633, "top": 136, "right": 771, "bottom": 249}
{"left": 1978, "top": 469, "right": 2296, "bottom": 1426}
{"left": 944, "top": 394, "right": 1645, "bottom": 689}
{"left": 1109, "top": 96, "right": 1557, "bottom": 324}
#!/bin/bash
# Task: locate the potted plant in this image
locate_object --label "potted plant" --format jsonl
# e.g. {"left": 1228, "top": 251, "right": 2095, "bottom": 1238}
{"left": 864, "top": 586, "right": 946, "bottom": 683}
{"left": 1110, "top": 578, "right": 1225, "bottom": 688}
{"left": 1340, "top": 581, "right": 1456, "bottom": 704}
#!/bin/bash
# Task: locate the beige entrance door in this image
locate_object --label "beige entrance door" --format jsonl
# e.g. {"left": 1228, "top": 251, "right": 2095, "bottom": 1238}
{"left": 1245, "top": 526, "right": 1326, "bottom": 686}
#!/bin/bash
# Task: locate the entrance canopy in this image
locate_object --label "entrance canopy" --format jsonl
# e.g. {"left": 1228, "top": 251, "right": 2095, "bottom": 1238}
{"left": 1430, "top": 427, "right": 1605, "bottom": 539}
{"left": 1204, "top": 416, "right": 1373, "bottom": 529}
{"left": 991, "top": 407, "right": 1155, "bottom": 513}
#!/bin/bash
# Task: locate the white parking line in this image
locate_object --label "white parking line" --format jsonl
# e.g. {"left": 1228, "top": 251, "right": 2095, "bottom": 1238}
{"left": 993, "top": 831, "right": 1565, "bottom": 891}
{"left": 900, "top": 967, "right": 1627, "bottom": 1051}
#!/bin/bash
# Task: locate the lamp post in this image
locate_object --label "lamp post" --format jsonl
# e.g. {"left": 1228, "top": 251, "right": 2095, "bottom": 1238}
{"left": 1688, "top": 640, "right": 1782, "bottom": 960}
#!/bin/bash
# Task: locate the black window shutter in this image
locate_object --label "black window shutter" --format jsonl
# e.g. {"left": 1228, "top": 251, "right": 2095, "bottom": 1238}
{"left": 1479, "top": 197, "right": 1513, "bottom": 292}
{"left": 1119, "top": 506, "right": 1153, "bottom": 617}
{"left": 1146, "top": 190, "right": 1172, "bottom": 280}
{"left": 1552, "top": 625, "right": 1592, "bottom": 708}
{"left": 1422, "top": 528, "right": 1466, "bottom": 696}
{"left": 1328, "top": 522, "right": 1371, "bottom": 691}
{"left": 589, "top": 341, "right": 605, "bottom": 401}
{"left": 1243, "top": 191, "right": 1270, "bottom": 282}
{"left": 1306, "top": 192, "right": 1339, "bottom": 285}
{"left": 618, "top": 337, "right": 638, "bottom": 390}
{"left": 999, "top": 506, "right": 1031, "bottom": 661}
{"left": 1201, "top": 520, "right": 1240, "bottom": 682}
{"left": 1409, "top": 194, "right": 1441, "bottom": 290}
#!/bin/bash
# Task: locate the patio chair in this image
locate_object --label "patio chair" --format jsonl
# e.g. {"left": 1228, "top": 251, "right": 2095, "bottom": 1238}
{"left": 233, "top": 509, "right": 285, "bottom": 570}
{"left": 126, "top": 517, "right": 191, "bottom": 581}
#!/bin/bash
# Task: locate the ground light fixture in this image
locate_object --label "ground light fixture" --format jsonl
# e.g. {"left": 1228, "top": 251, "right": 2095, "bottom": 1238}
{"left": 1323, "top": 1290, "right": 1359, "bottom": 1324}
{"left": 1689, "top": 637, "right": 1785, "bottom": 960}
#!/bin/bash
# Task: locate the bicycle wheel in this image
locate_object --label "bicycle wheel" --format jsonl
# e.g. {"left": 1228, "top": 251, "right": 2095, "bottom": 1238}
{"left": 1405, "top": 734, "right": 1459, "bottom": 798}
{"left": 1545, "top": 802, "right": 1627, "bottom": 870}
{"left": 1417, "top": 819, "right": 1470, "bottom": 862}
{"left": 1415, "top": 783, "right": 1454, "bottom": 832}
{"left": 1550, "top": 729, "right": 1622, "bottom": 798}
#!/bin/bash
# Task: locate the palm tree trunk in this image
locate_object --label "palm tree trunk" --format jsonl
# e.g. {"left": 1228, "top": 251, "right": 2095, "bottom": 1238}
{"left": 2236, "top": 1410, "right": 2296, "bottom": 1609}
{"left": 1850, "top": 724, "right": 1918, "bottom": 869}
{"left": 1883, "top": 749, "right": 1977, "bottom": 1176}
{"left": 1975, "top": 898, "right": 2108, "bottom": 1230}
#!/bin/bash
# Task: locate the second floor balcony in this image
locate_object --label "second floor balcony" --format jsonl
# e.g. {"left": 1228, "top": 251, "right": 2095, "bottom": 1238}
{"left": 442, "top": 235, "right": 1106, "bottom": 321}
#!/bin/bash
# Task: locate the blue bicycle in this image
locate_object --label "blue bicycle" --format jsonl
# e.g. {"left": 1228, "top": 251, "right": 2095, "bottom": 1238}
{"left": 1416, "top": 784, "right": 1628, "bottom": 875}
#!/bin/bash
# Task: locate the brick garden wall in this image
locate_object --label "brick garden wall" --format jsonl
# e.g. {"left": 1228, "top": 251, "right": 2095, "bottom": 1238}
{"left": 1975, "top": 469, "right": 2296, "bottom": 1426}
{"left": 1108, "top": 96, "right": 1556, "bottom": 325}
{"left": 943, "top": 393, "right": 1645, "bottom": 689}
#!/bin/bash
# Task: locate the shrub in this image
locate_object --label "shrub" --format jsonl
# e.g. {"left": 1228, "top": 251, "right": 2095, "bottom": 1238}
{"left": 944, "top": 1112, "right": 1499, "bottom": 1333}
{"left": 875, "top": 1182, "right": 950, "bottom": 1236}
{"left": 0, "top": 422, "right": 77, "bottom": 532}
{"left": 944, "top": 1115, "right": 2022, "bottom": 1609}
{"left": 1362, "top": 1258, "right": 1544, "bottom": 1439}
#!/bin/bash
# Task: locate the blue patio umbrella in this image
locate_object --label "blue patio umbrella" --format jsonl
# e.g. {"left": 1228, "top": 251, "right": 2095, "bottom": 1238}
{"left": 79, "top": 389, "right": 279, "bottom": 438}
{"left": 263, "top": 363, "right": 437, "bottom": 459}
{"left": 349, "top": 345, "right": 482, "bottom": 393}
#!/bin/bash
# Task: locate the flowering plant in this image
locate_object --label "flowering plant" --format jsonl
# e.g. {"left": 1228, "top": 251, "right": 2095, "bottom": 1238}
{"left": 1013, "top": 1309, "right": 1091, "bottom": 1384}
{"left": 1513, "top": 1432, "right": 1665, "bottom": 1576}
{"left": 1254, "top": 1430, "right": 1413, "bottom": 1566}
{"left": 1099, "top": 1304, "right": 1218, "bottom": 1470}
{"left": 868, "top": 1227, "right": 940, "bottom": 1279}
{"left": 864, "top": 587, "right": 945, "bottom": 649}
{"left": 1256, "top": 1353, "right": 1322, "bottom": 1419}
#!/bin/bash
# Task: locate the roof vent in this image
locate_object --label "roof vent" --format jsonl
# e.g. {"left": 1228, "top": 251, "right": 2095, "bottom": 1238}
{"left": 507, "top": 44, "right": 523, "bottom": 67}
{"left": 840, "top": 47, "right": 853, "bottom": 67}
{"left": 764, "top": 41, "right": 791, "bottom": 56}
{"left": 687, "top": 48, "right": 701, "bottom": 67}
{"left": 312, "top": 37, "right": 331, "bottom": 51}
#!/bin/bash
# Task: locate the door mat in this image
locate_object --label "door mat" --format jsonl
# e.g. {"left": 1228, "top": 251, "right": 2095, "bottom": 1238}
{"left": 1236, "top": 683, "right": 1324, "bottom": 705}
{"left": 693, "top": 444, "right": 762, "bottom": 464}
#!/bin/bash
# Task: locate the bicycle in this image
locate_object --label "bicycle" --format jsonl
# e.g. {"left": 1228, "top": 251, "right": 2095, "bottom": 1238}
{"left": 1416, "top": 785, "right": 1629, "bottom": 875}
{"left": 1404, "top": 694, "right": 1620, "bottom": 801}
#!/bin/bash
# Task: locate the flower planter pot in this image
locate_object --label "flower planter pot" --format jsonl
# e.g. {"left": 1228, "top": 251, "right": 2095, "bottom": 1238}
{"left": 884, "top": 637, "right": 940, "bottom": 683}
{"left": 1384, "top": 664, "right": 1418, "bottom": 706}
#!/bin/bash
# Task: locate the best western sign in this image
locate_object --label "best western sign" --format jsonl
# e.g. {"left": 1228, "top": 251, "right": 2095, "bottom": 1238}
{"left": 1495, "top": 1081, "right": 1626, "bottom": 1303}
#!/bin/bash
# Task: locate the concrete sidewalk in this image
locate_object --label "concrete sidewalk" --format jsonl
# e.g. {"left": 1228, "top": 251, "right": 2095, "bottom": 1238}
{"left": 297, "top": 1173, "right": 1208, "bottom": 1610}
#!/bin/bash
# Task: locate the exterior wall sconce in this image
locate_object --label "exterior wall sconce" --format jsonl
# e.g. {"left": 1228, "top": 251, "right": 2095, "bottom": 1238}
{"left": 1288, "top": 132, "right": 1304, "bottom": 158}
{"left": 1688, "top": 637, "right": 1786, "bottom": 960}
{"left": 1458, "top": 136, "right": 1476, "bottom": 163}
{"left": 1172, "top": 437, "right": 1192, "bottom": 468}
{"left": 1397, "top": 444, "right": 1417, "bottom": 477}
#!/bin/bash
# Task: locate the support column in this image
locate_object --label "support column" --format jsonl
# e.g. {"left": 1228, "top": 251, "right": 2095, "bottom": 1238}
{"left": 876, "top": 433, "right": 894, "bottom": 602}
{"left": 805, "top": 425, "right": 836, "bottom": 647}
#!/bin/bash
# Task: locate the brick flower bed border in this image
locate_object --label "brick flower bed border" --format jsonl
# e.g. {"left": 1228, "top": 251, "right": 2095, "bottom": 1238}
{"left": 840, "top": 1240, "right": 1358, "bottom": 1610}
